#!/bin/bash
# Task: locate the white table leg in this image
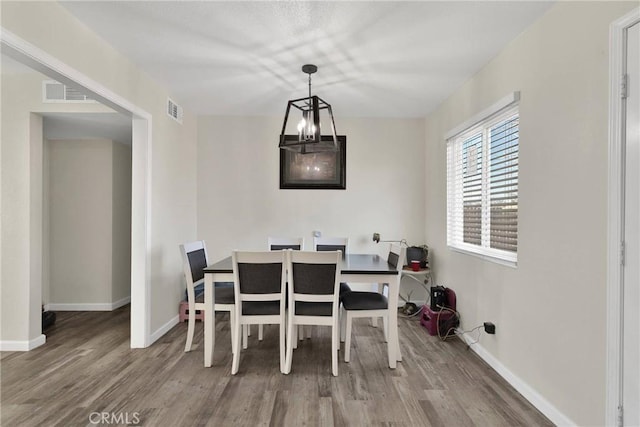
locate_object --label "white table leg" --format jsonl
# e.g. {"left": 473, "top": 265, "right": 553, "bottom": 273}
{"left": 204, "top": 273, "right": 215, "bottom": 367}
{"left": 387, "top": 275, "right": 400, "bottom": 368}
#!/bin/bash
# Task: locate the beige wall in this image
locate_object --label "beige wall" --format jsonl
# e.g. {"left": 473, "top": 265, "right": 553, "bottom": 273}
{"left": 49, "top": 139, "right": 112, "bottom": 304}
{"left": 28, "top": 113, "right": 43, "bottom": 339}
{"left": 1, "top": 2, "right": 198, "bottom": 344}
{"left": 47, "top": 138, "right": 131, "bottom": 306}
{"left": 112, "top": 141, "right": 132, "bottom": 303}
{"left": 1, "top": 92, "right": 45, "bottom": 341}
{"left": 423, "top": 2, "right": 637, "bottom": 425}
{"left": 197, "top": 116, "right": 428, "bottom": 297}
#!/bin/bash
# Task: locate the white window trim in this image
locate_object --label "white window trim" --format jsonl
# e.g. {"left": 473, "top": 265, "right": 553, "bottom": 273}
{"left": 448, "top": 244, "right": 518, "bottom": 268}
{"left": 446, "top": 92, "right": 520, "bottom": 267}
{"left": 445, "top": 91, "right": 520, "bottom": 140}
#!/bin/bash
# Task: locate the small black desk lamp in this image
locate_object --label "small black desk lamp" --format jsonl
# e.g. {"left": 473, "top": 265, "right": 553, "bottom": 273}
{"left": 372, "top": 233, "right": 407, "bottom": 246}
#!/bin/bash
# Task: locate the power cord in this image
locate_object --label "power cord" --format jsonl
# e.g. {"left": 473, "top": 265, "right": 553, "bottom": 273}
{"left": 433, "top": 304, "right": 484, "bottom": 348}
{"left": 456, "top": 325, "right": 484, "bottom": 349}
{"left": 436, "top": 305, "right": 460, "bottom": 341}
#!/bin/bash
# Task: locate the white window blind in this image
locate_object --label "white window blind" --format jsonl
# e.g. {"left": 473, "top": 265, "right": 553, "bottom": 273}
{"left": 447, "top": 104, "right": 519, "bottom": 265}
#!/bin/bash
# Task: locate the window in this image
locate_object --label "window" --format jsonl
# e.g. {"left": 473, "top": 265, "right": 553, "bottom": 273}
{"left": 447, "top": 100, "right": 519, "bottom": 265}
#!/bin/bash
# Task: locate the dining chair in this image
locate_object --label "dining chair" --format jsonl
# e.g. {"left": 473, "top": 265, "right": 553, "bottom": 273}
{"left": 231, "top": 250, "right": 287, "bottom": 375}
{"left": 314, "top": 236, "right": 363, "bottom": 338}
{"left": 179, "top": 241, "right": 236, "bottom": 353}
{"left": 268, "top": 237, "right": 305, "bottom": 343}
{"left": 313, "top": 236, "right": 352, "bottom": 298}
{"left": 233, "top": 238, "right": 302, "bottom": 349}
{"left": 341, "top": 243, "right": 406, "bottom": 363}
{"left": 284, "top": 250, "right": 342, "bottom": 376}
{"left": 235, "top": 238, "right": 302, "bottom": 347}
{"left": 312, "top": 237, "right": 351, "bottom": 341}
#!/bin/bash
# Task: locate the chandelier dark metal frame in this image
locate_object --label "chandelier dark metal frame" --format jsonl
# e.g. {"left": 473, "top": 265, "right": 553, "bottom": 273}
{"left": 279, "top": 64, "right": 338, "bottom": 154}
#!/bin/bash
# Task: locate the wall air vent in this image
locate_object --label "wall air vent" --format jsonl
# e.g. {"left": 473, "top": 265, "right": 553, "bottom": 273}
{"left": 42, "top": 80, "right": 94, "bottom": 103}
{"left": 167, "top": 98, "right": 183, "bottom": 124}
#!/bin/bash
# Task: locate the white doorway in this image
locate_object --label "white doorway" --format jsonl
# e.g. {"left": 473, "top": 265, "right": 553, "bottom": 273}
{"left": 622, "top": 20, "right": 639, "bottom": 427}
{"left": 607, "top": 8, "right": 640, "bottom": 427}
{"left": 1, "top": 29, "right": 152, "bottom": 349}
{"left": 43, "top": 113, "right": 133, "bottom": 313}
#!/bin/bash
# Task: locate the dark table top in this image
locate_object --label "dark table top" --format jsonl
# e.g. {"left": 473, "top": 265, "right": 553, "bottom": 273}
{"left": 204, "top": 253, "right": 398, "bottom": 275}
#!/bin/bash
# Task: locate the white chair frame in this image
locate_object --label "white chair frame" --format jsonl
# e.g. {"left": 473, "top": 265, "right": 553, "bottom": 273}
{"left": 284, "top": 250, "right": 342, "bottom": 376}
{"left": 231, "top": 250, "right": 287, "bottom": 375}
{"left": 341, "top": 243, "right": 406, "bottom": 363}
{"left": 179, "top": 241, "right": 236, "bottom": 353}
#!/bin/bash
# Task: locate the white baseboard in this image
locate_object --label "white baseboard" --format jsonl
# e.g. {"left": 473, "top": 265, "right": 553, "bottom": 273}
{"left": 0, "top": 334, "right": 46, "bottom": 351}
{"left": 149, "top": 314, "right": 179, "bottom": 345}
{"left": 48, "top": 296, "right": 131, "bottom": 312}
{"left": 458, "top": 332, "right": 575, "bottom": 426}
{"left": 111, "top": 296, "right": 131, "bottom": 310}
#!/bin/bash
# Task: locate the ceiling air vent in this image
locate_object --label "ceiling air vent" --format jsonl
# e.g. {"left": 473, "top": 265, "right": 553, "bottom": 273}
{"left": 167, "top": 98, "right": 183, "bottom": 124}
{"left": 42, "top": 80, "right": 94, "bottom": 103}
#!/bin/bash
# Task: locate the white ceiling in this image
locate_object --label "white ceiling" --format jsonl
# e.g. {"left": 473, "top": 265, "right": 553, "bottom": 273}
{"left": 60, "top": 1, "right": 553, "bottom": 118}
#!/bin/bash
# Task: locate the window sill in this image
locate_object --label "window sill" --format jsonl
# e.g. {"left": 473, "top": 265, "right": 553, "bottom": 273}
{"left": 448, "top": 245, "right": 517, "bottom": 268}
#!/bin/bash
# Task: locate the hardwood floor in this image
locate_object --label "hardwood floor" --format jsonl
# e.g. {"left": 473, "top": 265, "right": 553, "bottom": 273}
{"left": 1, "top": 307, "right": 553, "bottom": 426}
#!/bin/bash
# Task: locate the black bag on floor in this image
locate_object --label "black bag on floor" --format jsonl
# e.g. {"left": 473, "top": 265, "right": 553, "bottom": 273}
{"left": 42, "top": 311, "right": 56, "bottom": 331}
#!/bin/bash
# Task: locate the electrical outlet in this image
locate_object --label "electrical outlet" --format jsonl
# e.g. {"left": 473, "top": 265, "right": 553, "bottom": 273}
{"left": 483, "top": 322, "right": 496, "bottom": 334}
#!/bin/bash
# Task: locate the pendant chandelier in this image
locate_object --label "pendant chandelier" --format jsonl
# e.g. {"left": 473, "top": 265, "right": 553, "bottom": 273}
{"left": 279, "top": 64, "right": 338, "bottom": 154}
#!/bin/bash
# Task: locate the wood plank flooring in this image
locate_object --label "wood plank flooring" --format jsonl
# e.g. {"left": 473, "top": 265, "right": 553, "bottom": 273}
{"left": 1, "top": 307, "right": 553, "bottom": 426}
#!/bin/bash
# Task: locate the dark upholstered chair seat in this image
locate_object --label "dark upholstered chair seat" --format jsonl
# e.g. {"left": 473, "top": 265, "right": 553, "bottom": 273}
{"left": 339, "top": 282, "right": 351, "bottom": 296}
{"left": 214, "top": 285, "right": 235, "bottom": 304}
{"left": 241, "top": 300, "right": 281, "bottom": 316}
{"left": 341, "top": 291, "right": 388, "bottom": 311}
{"left": 295, "top": 301, "right": 333, "bottom": 316}
{"left": 196, "top": 286, "right": 236, "bottom": 304}
{"left": 192, "top": 283, "right": 235, "bottom": 305}
{"left": 190, "top": 282, "right": 233, "bottom": 300}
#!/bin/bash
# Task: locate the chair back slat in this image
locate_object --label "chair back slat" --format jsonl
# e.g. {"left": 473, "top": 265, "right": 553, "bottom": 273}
{"left": 292, "top": 263, "right": 337, "bottom": 295}
{"left": 313, "top": 237, "right": 349, "bottom": 254}
{"left": 187, "top": 248, "right": 207, "bottom": 283}
{"left": 268, "top": 237, "right": 304, "bottom": 251}
{"left": 270, "top": 244, "right": 301, "bottom": 251}
{"left": 387, "top": 251, "right": 400, "bottom": 269}
{"left": 237, "top": 262, "right": 284, "bottom": 294}
{"left": 316, "top": 244, "right": 345, "bottom": 252}
{"left": 288, "top": 251, "right": 341, "bottom": 307}
{"left": 180, "top": 241, "right": 208, "bottom": 290}
{"left": 388, "top": 243, "right": 405, "bottom": 271}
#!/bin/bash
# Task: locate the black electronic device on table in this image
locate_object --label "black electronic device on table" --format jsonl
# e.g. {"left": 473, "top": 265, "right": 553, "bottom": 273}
{"left": 430, "top": 285, "right": 447, "bottom": 310}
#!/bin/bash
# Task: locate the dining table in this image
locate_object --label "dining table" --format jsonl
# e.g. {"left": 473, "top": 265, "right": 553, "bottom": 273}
{"left": 202, "top": 253, "right": 402, "bottom": 369}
